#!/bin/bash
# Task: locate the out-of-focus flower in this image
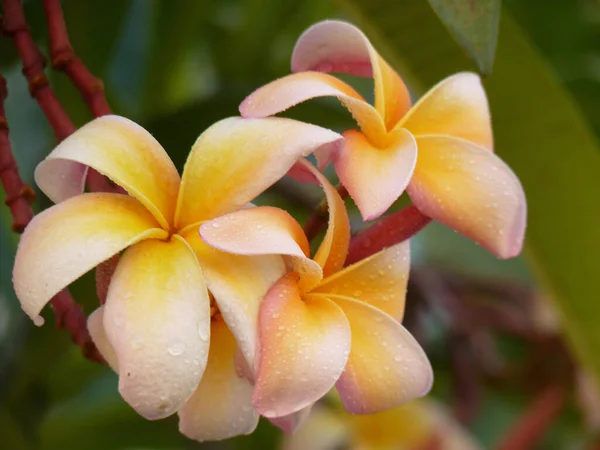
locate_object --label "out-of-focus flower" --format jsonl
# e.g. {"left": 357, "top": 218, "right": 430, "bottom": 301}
{"left": 200, "top": 159, "right": 433, "bottom": 427}
{"left": 282, "top": 398, "right": 482, "bottom": 450}
{"left": 240, "top": 20, "right": 526, "bottom": 259}
{"left": 12, "top": 115, "right": 342, "bottom": 441}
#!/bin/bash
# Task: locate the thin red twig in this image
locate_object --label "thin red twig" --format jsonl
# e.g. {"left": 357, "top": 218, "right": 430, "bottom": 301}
{"left": 42, "top": 0, "right": 111, "bottom": 117}
{"left": 2, "top": 0, "right": 103, "bottom": 363}
{"left": 0, "top": 72, "right": 34, "bottom": 233}
{"left": 495, "top": 384, "right": 567, "bottom": 450}
{"left": 346, "top": 205, "right": 432, "bottom": 265}
{"left": 2, "top": 0, "right": 75, "bottom": 141}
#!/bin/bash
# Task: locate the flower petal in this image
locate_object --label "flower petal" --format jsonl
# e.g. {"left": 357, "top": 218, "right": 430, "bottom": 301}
{"left": 103, "top": 236, "right": 211, "bottom": 420}
{"left": 199, "top": 205, "right": 322, "bottom": 292}
{"left": 300, "top": 160, "right": 350, "bottom": 278}
{"left": 407, "top": 135, "right": 526, "bottom": 258}
{"left": 313, "top": 240, "right": 410, "bottom": 320}
{"left": 334, "top": 129, "right": 417, "bottom": 221}
{"left": 87, "top": 306, "right": 118, "bottom": 372}
{"left": 398, "top": 73, "right": 493, "bottom": 150}
{"left": 291, "top": 20, "right": 412, "bottom": 130}
{"left": 333, "top": 297, "right": 433, "bottom": 414}
{"left": 35, "top": 116, "right": 180, "bottom": 229}
{"left": 239, "top": 72, "right": 387, "bottom": 146}
{"left": 13, "top": 193, "right": 166, "bottom": 320}
{"left": 254, "top": 274, "right": 351, "bottom": 417}
{"left": 175, "top": 117, "right": 343, "bottom": 228}
{"left": 178, "top": 317, "right": 258, "bottom": 442}
{"left": 183, "top": 230, "right": 286, "bottom": 371}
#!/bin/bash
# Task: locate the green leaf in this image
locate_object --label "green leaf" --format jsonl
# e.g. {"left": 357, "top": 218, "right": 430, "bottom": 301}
{"left": 427, "top": 0, "right": 501, "bottom": 75}
{"left": 337, "top": 0, "right": 600, "bottom": 384}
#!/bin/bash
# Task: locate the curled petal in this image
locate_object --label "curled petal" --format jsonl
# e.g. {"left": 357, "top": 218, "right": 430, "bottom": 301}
{"left": 398, "top": 73, "right": 493, "bottom": 150}
{"left": 300, "top": 160, "right": 350, "bottom": 278}
{"left": 239, "top": 72, "right": 387, "bottom": 146}
{"left": 35, "top": 115, "right": 180, "bottom": 229}
{"left": 13, "top": 193, "right": 166, "bottom": 320}
{"left": 291, "top": 20, "right": 412, "bottom": 130}
{"left": 313, "top": 240, "right": 410, "bottom": 320}
{"left": 408, "top": 136, "right": 526, "bottom": 258}
{"left": 334, "top": 129, "right": 417, "bottom": 221}
{"left": 254, "top": 275, "right": 351, "bottom": 417}
{"left": 184, "top": 230, "right": 286, "bottom": 371}
{"left": 333, "top": 297, "right": 433, "bottom": 414}
{"left": 200, "top": 206, "right": 322, "bottom": 292}
{"left": 178, "top": 317, "right": 258, "bottom": 441}
{"left": 87, "top": 306, "right": 118, "bottom": 372}
{"left": 104, "top": 236, "right": 211, "bottom": 420}
{"left": 175, "top": 117, "right": 342, "bottom": 228}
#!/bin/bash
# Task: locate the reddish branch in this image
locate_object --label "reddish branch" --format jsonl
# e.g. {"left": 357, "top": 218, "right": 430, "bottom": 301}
{"left": 0, "top": 72, "right": 34, "bottom": 232}
{"left": 2, "top": 0, "right": 75, "bottom": 141}
{"left": 346, "top": 205, "right": 431, "bottom": 265}
{"left": 495, "top": 384, "right": 567, "bottom": 450}
{"left": 1, "top": 0, "right": 106, "bottom": 363}
{"left": 42, "top": 0, "right": 110, "bottom": 117}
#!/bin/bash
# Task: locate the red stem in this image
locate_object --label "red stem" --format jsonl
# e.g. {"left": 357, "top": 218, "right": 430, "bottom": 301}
{"left": 495, "top": 384, "right": 567, "bottom": 450}
{"left": 346, "top": 205, "right": 431, "bottom": 265}
{"left": 2, "top": 0, "right": 103, "bottom": 363}
{"left": 2, "top": 0, "right": 76, "bottom": 141}
{"left": 42, "top": 0, "right": 111, "bottom": 117}
{"left": 0, "top": 72, "right": 34, "bottom": 233}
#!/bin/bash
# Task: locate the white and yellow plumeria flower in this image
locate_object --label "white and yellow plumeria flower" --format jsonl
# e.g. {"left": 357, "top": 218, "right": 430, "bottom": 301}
{"left": 282, "top": 398, "right": 482, "bottom": 450}
{"left": 12, "top": 115, "right": 342, "bottom": 441}
{"left": 241, "top": 20, "right": 526, "bottom": 259}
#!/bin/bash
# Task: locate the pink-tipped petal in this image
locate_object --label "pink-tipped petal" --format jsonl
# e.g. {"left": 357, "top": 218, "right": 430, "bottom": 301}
{"left": 291, "top": 20, "right": 411, "bottom": 129}
{"left": 398, "top": 72, "right": 493, "bottom": 150}
{"left": 13, "top": 193, "right": 166, "bottom": 320}
{"left": 299, "top": 160, "right": 350, "bottom": 278}
{"left": 178, "top": 317, "right": 258, "bottom": 442}
{"left": 104, "top": 236, "right": 211, "bottom": 420}
{"left": 334, "top": 129, "right": 417, "bottom": 221}
{"left": 183, "top": 230, "right": 286, "bottom": 372}
{"left": 254, "top": 275, "right": 351, "bottom": 417}
{"left": 314, "top": 240, "right": 410, "bottom": 320}
{"left": 35, "top": 115, "right": 180, "bottom": 229}
{"left": 333, "top": 297, "right": 433, "bottom": 414}
{"left": 175, "top": 117, "right": 343, "bottom": 227}
{"left": 239, "top": 72, "right": 387, "bottom": 145}
{"left": 269, "top": 405, "right": 313, "bottom": 434}
{"left": 87, "top": 306, "right": 119, "bottom": 372}
{"left": 408, "top": 136, "right": 526, "bottom": 258}
{"left": 199, "top": 206, "right": 322, "bottom": 292}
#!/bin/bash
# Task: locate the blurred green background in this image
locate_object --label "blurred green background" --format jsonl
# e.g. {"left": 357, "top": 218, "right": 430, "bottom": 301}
{"left": 2, "top": 0, "right": 600, "bottom": 448}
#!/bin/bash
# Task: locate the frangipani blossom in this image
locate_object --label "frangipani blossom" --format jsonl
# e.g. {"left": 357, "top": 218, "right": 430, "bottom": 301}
{"left": 282, "top": 398, "right": 482, "bottom": 450}
{"left": 240, "top": 20, "right": 527, "bottom": 259}
{"left": 200, "top": 159, "right": 433, "bottom": 423}
{"left": 13, "top": 115, "right": 342, "bottom": 441}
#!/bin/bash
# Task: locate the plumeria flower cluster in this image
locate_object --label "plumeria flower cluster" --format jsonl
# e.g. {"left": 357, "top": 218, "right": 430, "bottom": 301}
{"left": 12, "top": 20, "right": 526, "bottom": 443}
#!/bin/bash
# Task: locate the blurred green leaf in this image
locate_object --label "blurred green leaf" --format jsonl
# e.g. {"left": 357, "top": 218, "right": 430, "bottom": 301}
{"left": 338, "top": 0, "right": 600, "bottom": 385}
{"left": 427, "top": 0, "right": 500, "bottom": 75}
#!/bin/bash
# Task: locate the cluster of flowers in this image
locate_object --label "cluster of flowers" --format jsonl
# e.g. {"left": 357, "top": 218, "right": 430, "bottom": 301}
{"left": 12, "top": 21, "right": 526, "bottom": 442}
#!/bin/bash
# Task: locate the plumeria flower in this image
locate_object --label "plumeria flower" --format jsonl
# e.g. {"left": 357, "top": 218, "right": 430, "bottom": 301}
{"left": 240, "top": 20, "right": 527, "bottom": 259}
{"left": 282, "top": 397, "right": 482, "bottom": 450}
{"left": 200, "top": 159, "right": 433, "bottom": 426}
{"left": 12, "top": 115, "right": 342, "bottom": 441}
